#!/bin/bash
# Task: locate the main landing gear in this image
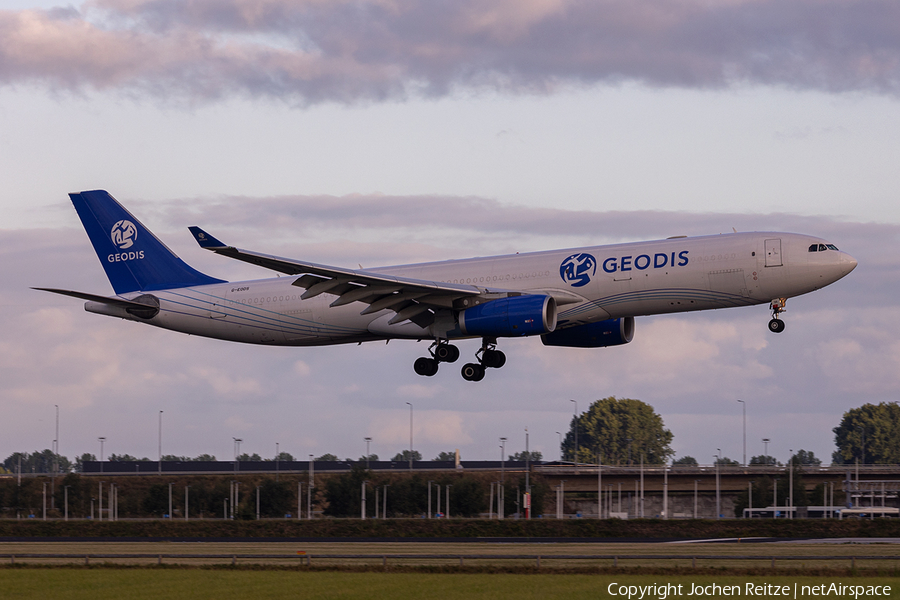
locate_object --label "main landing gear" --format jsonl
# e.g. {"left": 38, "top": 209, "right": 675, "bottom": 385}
{"left": 768, "top": 298, "right": 787, "bottom": 333}
{"left": 461, "top": 338, "right": 506, "bottom": 382}
{"left": 413, "top": 341, "right": 460, "bottom": 377}
{"left": 412, "top": 338, "right": 506, "bottom": 382}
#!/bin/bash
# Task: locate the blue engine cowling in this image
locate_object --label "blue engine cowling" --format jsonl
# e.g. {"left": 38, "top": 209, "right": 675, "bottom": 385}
{"left": 459, "top": 295, "right": 557, "bottom": 337}
{"left": 540, "top": 317, "right": 634, "bottom": 348}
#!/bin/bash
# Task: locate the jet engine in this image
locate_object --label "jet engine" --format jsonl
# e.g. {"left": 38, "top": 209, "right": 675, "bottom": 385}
{"left": 459, "top": 295, "right": 557, "bottom": 338}
{"left": 541, "top": 317, "right": 634, "bottom": 348}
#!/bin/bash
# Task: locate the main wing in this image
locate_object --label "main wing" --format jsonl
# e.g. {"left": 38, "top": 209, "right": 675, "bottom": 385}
{"left": 188, "top": 227, "right": 483, "bottom": 327}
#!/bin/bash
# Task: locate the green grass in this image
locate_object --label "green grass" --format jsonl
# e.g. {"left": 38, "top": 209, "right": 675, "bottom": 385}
{"left": 2, "top": 572, "right": 899, "bottom": 600}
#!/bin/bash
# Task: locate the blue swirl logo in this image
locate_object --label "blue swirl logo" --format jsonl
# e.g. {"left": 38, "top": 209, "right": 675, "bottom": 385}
{"left": 559, "top": 253, "right": 596, "bottom": 287}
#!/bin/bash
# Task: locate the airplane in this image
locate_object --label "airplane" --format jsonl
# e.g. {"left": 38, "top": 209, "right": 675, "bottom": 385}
{"left": 36, "top": 190, "right": 857, "bottom": 382}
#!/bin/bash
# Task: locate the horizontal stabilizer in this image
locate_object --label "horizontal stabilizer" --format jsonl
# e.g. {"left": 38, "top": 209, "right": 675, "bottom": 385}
{"left": 188, "top": 226, "right": 227, "bottom": 249}
{"left": 33, "top": 288, "right": 160, "bottom": 319}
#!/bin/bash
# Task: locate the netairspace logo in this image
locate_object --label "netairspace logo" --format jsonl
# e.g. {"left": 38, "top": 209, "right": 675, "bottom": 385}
{"left": 605, "top": 582, "right": 891, "bottom": 600}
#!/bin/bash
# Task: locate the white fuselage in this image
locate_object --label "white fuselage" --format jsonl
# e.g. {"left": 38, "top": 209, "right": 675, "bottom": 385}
{"left": 88, "top": 232, "right": 856, "bottom": 346}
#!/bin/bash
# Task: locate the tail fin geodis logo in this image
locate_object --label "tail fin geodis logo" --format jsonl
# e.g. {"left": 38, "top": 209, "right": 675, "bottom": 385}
{"left": 111, "top": 220, "right": 138, "bottom": 249}
{"left": 559, "top": 252, "right": 596, "bottom": 287}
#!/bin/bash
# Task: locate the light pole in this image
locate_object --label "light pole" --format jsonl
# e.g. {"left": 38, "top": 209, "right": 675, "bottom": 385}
{"left": 789, "top": 448, "right": 794, "bottom": 519}
{"left": 406, "top": 402, "right": 413, "bottom": 470}
{"left": 525, "top": 427, "right": 531, "bottom": 519}
{"left": 569, "top": 399, "right": 578, "bottom": 464}
{"left": 737, "top": 399, "right": 746, "bottom": 466}
{"left": 233, "top": 438, "right": 242, "bottom": 473}
{"left": 275, "top": 442, "right": 280, "bottom": 481}
{"left": 499, "top": 437, "right": 506, "bottom": 483}
{"left": 556, "top": 432, "right": 562, "bottom": 461}
{"left": 365, "top": 437, "right": 372, "bottom": 470}
{"left": 308, "top": 454, "right": 314, "bottom": 519}
{"left": 98, "top": 437, "right": 106, "bottom": 473}
{"left": 762, "top": 438, "right": 770, "bottom": 465}
{"left": 52, "top": 405, "right": 59, "bottom": 508}
{"left": 714, "top": 450, "right": 721, "bottom": 520}
{"left": 158, "top": 410, "right": 163, "bottom": 474}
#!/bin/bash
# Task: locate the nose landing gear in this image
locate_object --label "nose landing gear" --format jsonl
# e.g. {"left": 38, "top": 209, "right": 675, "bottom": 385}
{"left": 413, "top": 341, "right": 460, "bottom": 377}
{"left": 768, "top": 298, "right": 787, "bottom": 333}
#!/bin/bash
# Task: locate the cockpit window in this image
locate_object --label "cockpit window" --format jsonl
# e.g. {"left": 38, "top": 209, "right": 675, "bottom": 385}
{"left": 809, "top": 244, "right": 818, "bottom": 252}
{"left": 826, "top": 244, "right": 839, "bottom": 251}
{"left": 809, "top": 243, "right": 840, "bottom": 252}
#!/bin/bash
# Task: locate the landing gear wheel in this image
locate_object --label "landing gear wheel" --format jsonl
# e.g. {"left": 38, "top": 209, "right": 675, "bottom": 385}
{"left": 481, "top": 349, "right": 506, "bottom": 369}
{"left": 768, "top": 298, "right": 787, "bottom": 333}
{"left": 461, "top": 363, "right": 486, "bottom": 382}
{"left": 414, "top": 357, "right": 439, "bottom": 376}
{"left": 434, "top": 344, "right": 460, "bottom": 363}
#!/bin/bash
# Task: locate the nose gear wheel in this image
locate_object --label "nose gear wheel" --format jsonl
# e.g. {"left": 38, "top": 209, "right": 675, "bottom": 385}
{"left": 768, "top": 298, "right": 787, "bottom": 333}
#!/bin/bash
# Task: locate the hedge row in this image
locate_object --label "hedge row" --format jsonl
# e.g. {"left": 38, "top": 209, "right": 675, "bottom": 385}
{"left": 1, "top": 517, "right": 898, "bottom": 539}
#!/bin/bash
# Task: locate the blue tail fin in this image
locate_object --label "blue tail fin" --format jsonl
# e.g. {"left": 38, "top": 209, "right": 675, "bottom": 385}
{"left": 70, "top": 190, "right": 225, "bottom": 295}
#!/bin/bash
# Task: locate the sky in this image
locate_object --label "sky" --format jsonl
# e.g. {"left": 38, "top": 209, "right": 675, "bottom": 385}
{"left": 2, "top": 0, "right": 900, "bottom": 468}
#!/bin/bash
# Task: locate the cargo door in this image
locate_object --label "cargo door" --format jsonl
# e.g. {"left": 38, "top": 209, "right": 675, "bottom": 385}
{"left": 764, "top": 239, "right": 783, "bottom": 267}
{"left": 207, "top": 290, "right": 228, "bottom": 319}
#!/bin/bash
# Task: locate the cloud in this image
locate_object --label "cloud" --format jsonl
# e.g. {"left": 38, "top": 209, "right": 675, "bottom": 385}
{"left": 2, "top": 0, "right": 900, "bottom": 104}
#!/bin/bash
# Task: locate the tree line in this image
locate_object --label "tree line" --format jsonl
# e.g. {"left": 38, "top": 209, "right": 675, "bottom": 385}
{"left": 560, "top": 397, "right": 900, "bottom": 466}
{"left": 1, "top": 449, "right": 545, "bottom": 476}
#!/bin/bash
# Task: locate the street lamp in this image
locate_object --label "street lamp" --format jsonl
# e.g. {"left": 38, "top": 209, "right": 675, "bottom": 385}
{"left": 556, "top": 431, "right": 562, "bottom": 461}
{"left": 524, "top": 427, "right": 531, "bottom": 519}
{"left": 714, "top": 450, "right": 721, "bottom": 520}
{"left": 789, "top": 448, "right": 794, "bottom": 519}
{"left": 737, "top": 399, "right": 746, "bottom": 466}
{"left": 308, "top": 454, "right": 314, "bottom": 520}
{"left": 158, "top": 410, "right": 163, "bottom": 474}
{"left": 98, "top": 437, "right": 106, "bottom": 473}
{"left": 406, "top": 402, "right": 413, "bottom": 471}
{"left": 499, "top": 437, "right": 507, "bottom": 483}
{"left": 569, "top": 399, "right": 578, "bottom": 464}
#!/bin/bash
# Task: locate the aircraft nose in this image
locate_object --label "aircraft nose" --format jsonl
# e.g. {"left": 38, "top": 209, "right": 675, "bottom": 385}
{"left": 841, "top": 252, "right": 858, "bottom": 276}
